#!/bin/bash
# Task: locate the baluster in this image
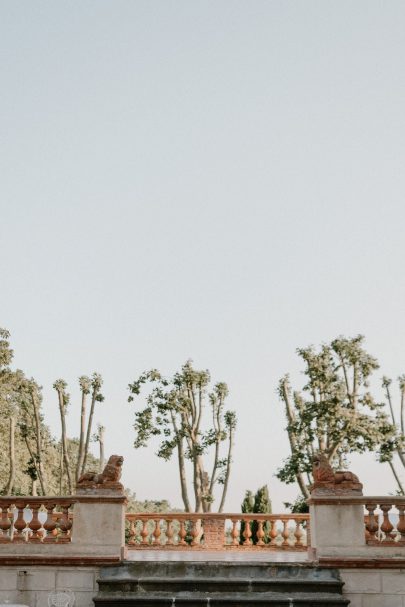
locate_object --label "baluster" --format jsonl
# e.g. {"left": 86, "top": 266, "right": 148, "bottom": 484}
{"left": 269, "top": 519, "right": 278, "bottom": 546}
{"left": 256, "top": 520, "right": 265, "bottom": 546}
{"left": 190, "top": 519, "right": 200, "bottom": 546}
{"left": 396, "top": 503, "right": 405, "bottom": 542}
{"left": 364, "top": 514, "right": 370, "bottom": 541}
{"left": 306, "top": 520, "right": 311, "bottom": 547}
{"left": 294, "top": 519, "right": 304, "bottom": 547}
{"left": 128, "top": 519, "right": 136, "bottom": 545}
{"left": 242, "top": 518, "right": 252, "bottom": 546}
{"left": 165, "top": 519, "right": 174, "bottom": 545}
{"left": 58, "top": 503, "right": 73, "bottom": 543}
{"left": 0, "top": 502, "right": 12, "bottom": 543}
{"left": 365, "top": 503, "right": 378, "bottom": 542}
{"left": 231, "top": 519, "right": 239, "bottom": 546}
{"left": 153, "top": 519, "right": 161, "bottom": 545}
{"left": 141, "top": 519, "right": 149, "bottom": 544}
{"left": 28, "top": 502, "right": 42, "bottom": 542}
{"left": 13, "top": 500, "right": 28, "bottom": 543}
{"left": 42, "top": 502, "right": 57, "bottom": 543}
{"left": 281, "top": 518, "right": 289, "bottom": 546}
{"left": 380, "top": 504, "right": 394, "bottom": 542}
{"left": 179, "top": 520, "right": 187, "bottom": 545}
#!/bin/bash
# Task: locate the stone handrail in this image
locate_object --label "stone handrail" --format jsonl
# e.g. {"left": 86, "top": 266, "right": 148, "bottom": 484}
{"left": 364, "top": 498, "right": 405, "bottom": 544}
{"left": 125, "top": 512, "right": 310, "bottom": 550}
{"left": 0, "top": 497, "right": 75, "bottom": 543}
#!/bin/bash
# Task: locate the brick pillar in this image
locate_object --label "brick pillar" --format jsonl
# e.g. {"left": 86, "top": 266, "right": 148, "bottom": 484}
{"left": 203, "top": 516, "right": 225, "bottom": 549}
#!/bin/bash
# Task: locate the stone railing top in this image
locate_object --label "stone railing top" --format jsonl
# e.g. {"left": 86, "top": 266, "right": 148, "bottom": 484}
{"left": 308, "top": 495, "right": 405, "bottom": 505}
{"left": 125, "top": 512, "right": 310, "bottom": 520}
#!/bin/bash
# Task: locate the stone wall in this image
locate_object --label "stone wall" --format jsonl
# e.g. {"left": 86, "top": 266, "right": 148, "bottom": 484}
{"left": 0, "top": 566, "right": 98, "bottom": 607}
{"left": 341, "top": 568, "right": 405, "bottom": 607}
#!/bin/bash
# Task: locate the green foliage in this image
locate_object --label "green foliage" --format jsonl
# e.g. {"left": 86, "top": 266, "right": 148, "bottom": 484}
{"left": 128, "top": 360, "right": 237, "bottom": 512}
{"left": 277, "top": 335, "right": 396, "bottom": 498}
{"left": 0, "top": 327, "right": 102, "bottom": 496}
{"left": 240, "top": 485, "right": 272, "bottom": 544}
{"left": 377, "top": 375, "right": 405, "bottom": 493}
{"left": 284, "top": 495, "right": 309, "bottom": 514}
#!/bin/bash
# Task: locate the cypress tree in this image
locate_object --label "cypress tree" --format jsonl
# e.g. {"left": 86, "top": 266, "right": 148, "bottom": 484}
{"left": 239, "top": 485, "right": 272, "bottom": 544}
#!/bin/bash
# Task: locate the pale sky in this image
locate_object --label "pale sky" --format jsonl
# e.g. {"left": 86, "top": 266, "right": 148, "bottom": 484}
{"left": 1, "top": 1, "right": 405, "bottom": 510}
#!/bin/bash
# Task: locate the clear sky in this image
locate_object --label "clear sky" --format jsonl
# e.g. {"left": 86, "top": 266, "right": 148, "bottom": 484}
{"left": 1, "top": 1, "right": 405, "bottom": 510}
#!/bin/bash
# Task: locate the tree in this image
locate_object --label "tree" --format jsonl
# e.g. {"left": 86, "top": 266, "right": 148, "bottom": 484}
{"left": 240, "top": 485, "right": 272, "bottom": 544}
{"left": 76, "top": 375, "right": 91, "bottom": 481}
{"left": 96, "top": 423, "right": 106, "bottom": 472}
{"left": 53, "top": 379, "right": 73, "bottom": 494}
{"left": 128, "top": 360, "right": 237, "bottom": 512}
{"left": 378, "top": 376, "right": 405, "bottom": 494}
{"left": 277, "top": 335, "right": 396, "bottom": 499}
{"left": 54, "top": 373, "right": 104, "bottom": 492}
{"left": 81, "top": 373, "right": 104, "bottom": 475}
{"left": 0, "top": 327, "right": 104, "bottom": 496}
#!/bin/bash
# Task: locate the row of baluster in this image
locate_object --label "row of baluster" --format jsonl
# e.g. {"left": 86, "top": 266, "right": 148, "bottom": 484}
{"left": 126, "top": 516, "right": 309, "bottom": 548}
{"left": 365, "top": 502, "right": 405, "bottom": 543}
{"left": 0, "top": 501, "right": 73, "bottom": 543}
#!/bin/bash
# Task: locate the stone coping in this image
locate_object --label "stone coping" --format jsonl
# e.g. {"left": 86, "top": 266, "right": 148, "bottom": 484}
{"left": 308, "top": 495, "right": 405, "bottom": 505}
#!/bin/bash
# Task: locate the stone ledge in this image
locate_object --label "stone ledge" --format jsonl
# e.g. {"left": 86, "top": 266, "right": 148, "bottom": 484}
{"left": 0, "top": 556, "right": 122, "bottom": 566}
{"left": 319, "top": 557, "right": 405, "bottom": 568}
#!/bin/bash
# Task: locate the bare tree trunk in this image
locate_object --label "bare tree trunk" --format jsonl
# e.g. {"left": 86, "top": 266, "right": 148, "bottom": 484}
{"left": 98, "top": 425, "right": 105, "bottom": 472}
{"left": 389, "top": 460, "right": 405, "bottom": 494}
{"left": 178, "top": 439, "right": 191, "bottom": 512}
{"left": 59, "top": 441, "right": 64, "bottom": 495}
{"left": 31, "top": 388, "right": 47, "bottom": 494}
{"left": 385, "top": 385, "right": 405, "bottom": 469}
{"left": 23, "top": 435, "right": 41, "bottom": 496}
{"left": 193, "top": 455, "right": 203, "bottom": 512}
{"left": 218, "top": 422, "right": 235, "bottom": 512}
{"left": 81, "top": 393, "right": 97, "bottom": 475}
{"left": 208, "top": 399, "right": 222, "bottom": 506}
{"left": 5, "top": 416, "right": 16, "bottom": 494}
{"left": 56, "top": 390, "right": 73, "bottom": 494}
{"left": 76, "top": 386, "right": 88, "bottom": 481}
{"left": 170, "top": 411, "right": 191, "bottom": 512}
{"left": 281, "top": 380, "right": 310, "bottom": 499}
{"left": 32, "top": 479, "right": 38, "bottom": 496}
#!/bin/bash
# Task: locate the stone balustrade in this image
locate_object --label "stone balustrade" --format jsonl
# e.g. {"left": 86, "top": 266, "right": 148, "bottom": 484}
{"left": 364, "top": 497, "right": 405, "bottom": 544}
{"left": 125, "top": 513, "right": 310, "bottom": 550}
{"left": 0, "top": 498, "right": 74, "bottom": 544}
{"left": 308, "top": 494, "right": 405, "bottom": 563}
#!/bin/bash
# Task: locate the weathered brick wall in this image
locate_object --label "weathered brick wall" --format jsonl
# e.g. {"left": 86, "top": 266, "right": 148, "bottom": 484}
{"left": 202, "top": 517, "right": 225, "bottom": 549}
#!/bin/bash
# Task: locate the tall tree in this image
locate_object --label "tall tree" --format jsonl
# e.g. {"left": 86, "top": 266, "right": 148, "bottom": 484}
{"left": 0, "top": 327, "right": 104, "bottom": 496}
{"left": 240, "top": 486, "right": 272, "bottom": 544}
{"left": 81, "top": 373, "right": 104, "bottom": 475}
{"left": 0, "top": 328, "right": 17, "bottom": 494}
{"left": 128, "top": 360, "right": 237, "bottom": 512}
{"left": 76, "top": 375, "right": 91, "bottom": 481}
{"left": 53, "top": 379, "right": 73, "bottom": 494}
{"left": 18, "top": 378, "right": 49, "bottom": 495}
{"left": 96, "top": 423, "right": 105, "bottom": 472}
{"left": 378, "top": 376, "right": 405, "bottom": 494}
{"left": 277, "top": 335, "right": 396, "bottom": 498}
